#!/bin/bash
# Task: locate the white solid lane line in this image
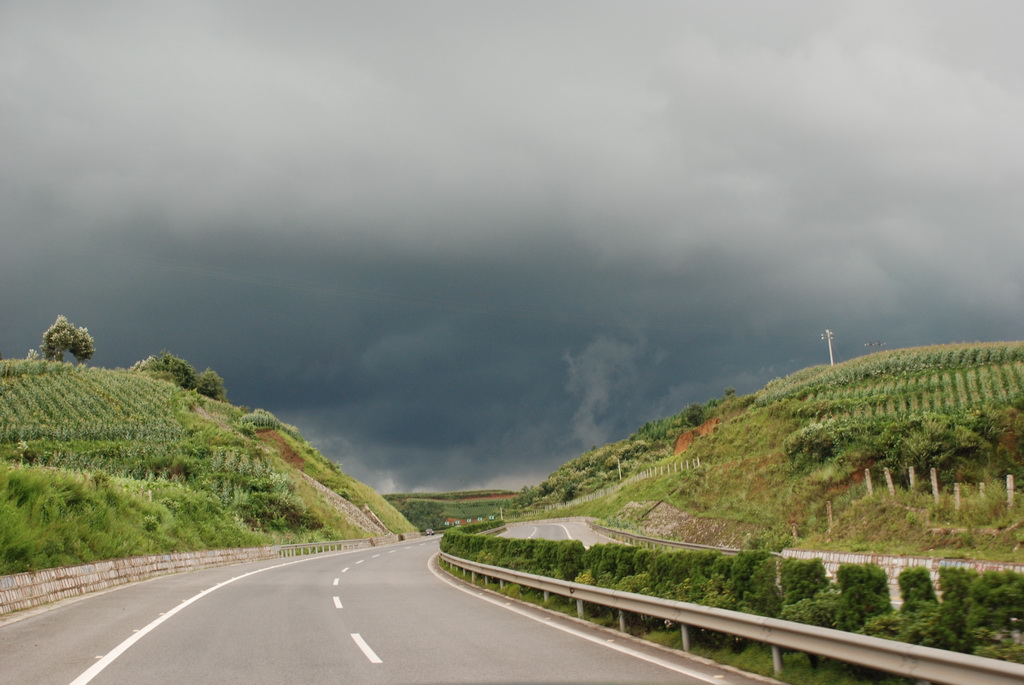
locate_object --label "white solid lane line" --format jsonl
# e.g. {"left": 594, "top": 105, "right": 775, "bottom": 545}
{"left": 556, "top": 524, "right": 574, "bottom": 540}
{"left": 429, "top": 555, "right": 724, "bottom": 684}
{"left": 351, "top": 633, "right": 383, "bottom": 664}
{"left": 69, "top": 552, "right": 350, "bottom": 685}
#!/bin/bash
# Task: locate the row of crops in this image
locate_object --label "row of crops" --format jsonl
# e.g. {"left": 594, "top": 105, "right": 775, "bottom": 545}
{"left": 808, "top": 363, "right": 1024, "bottom": 417}
{"left": 0, "top": 363, "right": 185, "bottom": 443}
{"left": 17, "top": 443, "right": 279, "bottom": 482}
{"left": 756, "top": 343, "right": 1024, "bottom": 415}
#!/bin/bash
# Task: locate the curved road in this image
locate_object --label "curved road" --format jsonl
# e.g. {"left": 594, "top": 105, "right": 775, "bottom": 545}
{"left": 500, "top": 520, "right": 618, "bottom": 548}
{"left": 0, "top": 536, "right": 764, "bottom": 684}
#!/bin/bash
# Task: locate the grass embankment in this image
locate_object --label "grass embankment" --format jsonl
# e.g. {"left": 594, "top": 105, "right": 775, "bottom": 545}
{"left": 385, "top": 489, "right": 516, "bottom": 531}
{"left": 0, "top": 360, "right": 413, "bottom": 575}
{"left": 512, "top": 342, "right": 1024, "bottom": 561}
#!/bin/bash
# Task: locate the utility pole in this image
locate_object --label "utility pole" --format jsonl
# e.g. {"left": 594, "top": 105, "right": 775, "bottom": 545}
{"left": 821, "top": 329, "right": 835, "bottom": 366}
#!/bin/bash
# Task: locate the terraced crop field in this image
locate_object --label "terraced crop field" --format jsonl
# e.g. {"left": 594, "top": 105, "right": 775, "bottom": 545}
{"left": 0, "top": 361, "right": 184, "bottom": 443}
{"left": 756, "top": 342, "right": 1024, "bottom": 417}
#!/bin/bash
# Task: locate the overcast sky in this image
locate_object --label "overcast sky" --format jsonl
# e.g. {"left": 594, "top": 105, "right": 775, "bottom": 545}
{"left": 4, "top": 1, "right": 1023, "bottom": 493}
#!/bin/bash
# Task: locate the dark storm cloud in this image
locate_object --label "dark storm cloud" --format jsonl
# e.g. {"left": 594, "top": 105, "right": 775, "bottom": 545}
{"left": 3, "top": 1, "right": 1024, "bottom": 491}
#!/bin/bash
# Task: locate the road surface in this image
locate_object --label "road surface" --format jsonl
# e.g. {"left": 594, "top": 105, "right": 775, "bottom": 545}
{"left": 0, "top": 536, "right": 766, "bottom": 684}
{"left": 499, "top": 520, "right": 618, "bottom": 548}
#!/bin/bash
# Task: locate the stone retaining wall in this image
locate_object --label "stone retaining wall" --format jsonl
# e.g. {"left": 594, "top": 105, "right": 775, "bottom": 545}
{"left": 296, "top": 472, "right": 391, "bottom": 536}
{"left": 781, "top": 548, "right": 1024, "bottom": 592}
{"left": 0, "top": 546, "right": 275, "bottom": 616}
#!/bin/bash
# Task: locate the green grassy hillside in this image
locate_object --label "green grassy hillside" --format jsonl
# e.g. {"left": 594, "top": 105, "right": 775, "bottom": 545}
{"left": 512, "top": 342, "right": 1024, "bottom": 561}
{"left": 385, "top": 490, "right": 515, "bottom": 530}
{"left": 0, "top": 360, "right": 414, "bottom": 575}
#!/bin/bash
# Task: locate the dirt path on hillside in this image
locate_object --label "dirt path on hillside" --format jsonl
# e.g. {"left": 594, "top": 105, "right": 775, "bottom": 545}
{"left": 256, "top": 429, "right": 304, "bottom": 468}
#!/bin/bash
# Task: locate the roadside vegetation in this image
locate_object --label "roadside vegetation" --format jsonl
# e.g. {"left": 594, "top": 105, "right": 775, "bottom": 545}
{"left": 0, "top": 351, "right": 414, "bottom": 575}
{"left": 441, "top": 522, "right": 1024, "bottom": 678}
{"left": 385, "top": 490, "right": 515, "bottom": 531}
{"left": 511, "top": 342, "right": 1024, "bottom": 561}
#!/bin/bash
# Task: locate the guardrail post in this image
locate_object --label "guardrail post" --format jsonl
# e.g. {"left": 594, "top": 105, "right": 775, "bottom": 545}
{"left": 543, "top": 590, "right": 550, "bottom": 602}
{"left": 680, "top": 624, "right": 691, "bottom": 652}
{"left": 618, "top": 610, "right": 626, "bottom": 632}
{"left": 772, "top": 645, "right": 783, "bottom": 674}
{"left": 576, "top": 598, "right": 585, "bottom": 619}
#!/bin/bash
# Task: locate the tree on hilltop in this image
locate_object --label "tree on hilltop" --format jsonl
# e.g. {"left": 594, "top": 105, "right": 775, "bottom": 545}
{"left": 138, "top": 351, "right": 197, "bottom": 389}
{"left": 41, "top": 315, "right": 95, "bottom": 364}
{"left": 195, "top": 368, "right": 227, "bottom": 401}
{"left": 136, "top": 351, "right": 228, "bottom": 400}
{"left": 70, "top": 327, "right": 95, "bottom": 364}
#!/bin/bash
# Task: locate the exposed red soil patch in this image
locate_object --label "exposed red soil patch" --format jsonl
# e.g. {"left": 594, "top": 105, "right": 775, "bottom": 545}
{"left": 257, "top": 429, "right": 304, "bottom": 469}
{"left": 673, "top": 417, "right": 721, "bottom": 454}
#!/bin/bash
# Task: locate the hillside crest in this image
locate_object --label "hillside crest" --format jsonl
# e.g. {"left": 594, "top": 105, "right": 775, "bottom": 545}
{"left": 513, "top": 341, "right": 1024, "bottom": 561}
{"left": 0, "top": 359, "right": 413, "bottom": 574}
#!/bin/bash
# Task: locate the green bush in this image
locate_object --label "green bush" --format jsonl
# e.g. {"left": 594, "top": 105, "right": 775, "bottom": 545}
{"left": 140, "top": 351, "right": 197, "bottom": 390}
{"left": 883, "top": 603, "right": 953, "bottom": 650}
{"left": 898, "top": 566, "right": 937, "bottom": 614}
{"left": 835, "top": 563, "right": 892, "bottom": 632}
{"left": 783, "top": 417, "right": 862, "bottom": 468}
{"left": 195, "top": 368, "right": 227, "bottom": 401}
{"left": 780, "top": 557, "right": 829, "bottom": 606}
{"left": 780, "top": 586, "right": 839, "bottom": 629}
{"left": 736, "top": 553, "right": 781, "bottom": 617}
{"left": 881, "top": 414, "right": 987, "bottom": 474}
{"left": 967, "top": 570, "right": 1024, "bottom": 643}
{"left": 937, "top": 566, "right": 979, "bottom": 653}
{"left": 238, "top": 409, "right": 283, "bottom": 431}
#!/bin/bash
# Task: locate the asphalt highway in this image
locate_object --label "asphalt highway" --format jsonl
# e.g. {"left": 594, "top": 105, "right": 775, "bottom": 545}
{"left": 499, "top": 520, "right": 619, "bottom": 548}
{"left": 0, "top": 535, "right": 767, "bottom": 684}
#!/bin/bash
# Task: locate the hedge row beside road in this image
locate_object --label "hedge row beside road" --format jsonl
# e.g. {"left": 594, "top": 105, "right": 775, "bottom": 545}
{"left": 440, "top": 525, "right": 1024, "bottom": 664}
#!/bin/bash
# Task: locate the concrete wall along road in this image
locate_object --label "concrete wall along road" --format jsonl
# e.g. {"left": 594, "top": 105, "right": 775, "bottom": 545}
{"left": 0, "top": 546, "right": 276, "bottom": 616}
{"left": 781, "top": 548, "right": 1024, "bottom": 594}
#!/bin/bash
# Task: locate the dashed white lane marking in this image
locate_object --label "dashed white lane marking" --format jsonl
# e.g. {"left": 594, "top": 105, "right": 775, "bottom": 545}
{"left": 342, "top": 567, "right": 350, "bottom": 573}
{"left": 356, "top": 560, "right": 365, "bottom": 565}
{"left": 333, "top": 596, "right": 343, "bottom": 609}
{"left": 372, "top": 554, "right": 381, "bottom": 558}
{"left": 70, "top": 552, "right": 350, "bottom": 685}
{"left": 351, "top": 633, "right": 383, "bottom": 664}
{"left": 333, "top": 578, "right": 339, "bottom": 586}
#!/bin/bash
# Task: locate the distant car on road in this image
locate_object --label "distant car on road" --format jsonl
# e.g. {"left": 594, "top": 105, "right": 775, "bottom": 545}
{"left": 425, "top": 529, "right": 434, "bottom": 535}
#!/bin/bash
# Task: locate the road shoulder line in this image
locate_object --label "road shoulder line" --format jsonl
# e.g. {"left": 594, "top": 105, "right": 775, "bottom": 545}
{"left": 428, "top": 552, "right": 782, "bottom": 685}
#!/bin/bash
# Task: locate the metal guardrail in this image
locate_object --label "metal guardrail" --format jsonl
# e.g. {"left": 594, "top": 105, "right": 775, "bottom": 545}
{"left": 439, "top": 552, "right": 1024, "bottom": 685}
{"left": 588, "top": 523, "right": 744, "bottom": 555}
{"left": 276, "top": 534, "right": 402, "bottom": 557}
